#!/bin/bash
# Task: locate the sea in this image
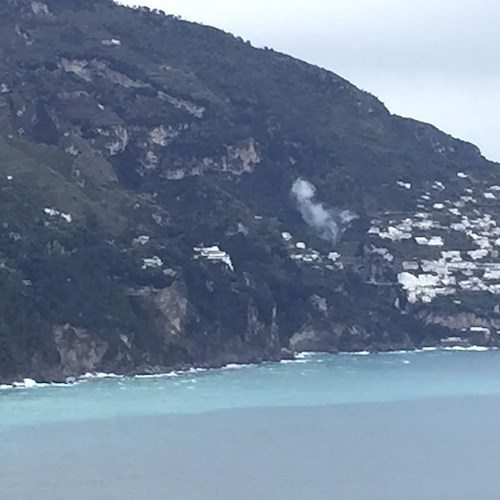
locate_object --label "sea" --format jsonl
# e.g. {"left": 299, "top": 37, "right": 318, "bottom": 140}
{"left": 2, "top": 348, "right": 500, "bottom": 499}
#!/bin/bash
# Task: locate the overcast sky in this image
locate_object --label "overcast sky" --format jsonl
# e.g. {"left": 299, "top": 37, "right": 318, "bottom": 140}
{"left": 119, "top": 0, "right": 500, "bottom": 162}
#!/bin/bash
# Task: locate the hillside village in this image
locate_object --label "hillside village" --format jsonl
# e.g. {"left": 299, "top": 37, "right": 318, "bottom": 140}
{"left": 189, "top": 171, "right": 500, "bottom": 311}
{"left": 366, "top": 173, "right": 500, "bottom": 305}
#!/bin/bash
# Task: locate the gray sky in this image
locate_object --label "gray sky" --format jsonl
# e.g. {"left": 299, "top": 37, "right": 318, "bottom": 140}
{"left": 119, "top": 0, "right": 500, "bottom": 162}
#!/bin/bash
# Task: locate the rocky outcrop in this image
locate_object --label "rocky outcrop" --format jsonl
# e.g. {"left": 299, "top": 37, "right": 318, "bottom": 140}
{"left": 223, "top": 138, "right": 261, "bottom": 174}
{"left": 420, "top": 312, "right": 500, "bottom": 331}
{"left": 53, "top": 325, "right": 109, "bottom": 377}
{"left": 140, "top": 282, "right": 189, "bottom": 340}
{"left": 289, "top": 324, "right": 340, "bottom": 352}
{"left": 420, "top": 312, "right": 500, "bottom": 347}
{"left": 289, "top": 322, "right": 416, "bottom": 353}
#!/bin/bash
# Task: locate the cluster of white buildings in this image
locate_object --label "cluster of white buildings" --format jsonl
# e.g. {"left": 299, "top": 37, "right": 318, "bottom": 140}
{"left": 101, "top": 39, "right": 121, "bottom": 47}
{"left": 370, "top": 210, "right": 500, "bottom": 251}
{"left": 43, "top": 207, "right": 72, "bottom": 223}
{"left": 398, "top": 250, "right": 500, "bottom": 303}
{"left": 370, "top": 177, "right": 500, "bottom": 304}
{"left": 281, "top": 232, "right": 343, "bottom": 270}
{"left": 140, "top": 243, "right": 235, "bottom": 273}
{"left": 142, "top": 255, "right": 163, "bottom": 270}
{"left": 194, "top": 245, "right": 234, "bottom": 271}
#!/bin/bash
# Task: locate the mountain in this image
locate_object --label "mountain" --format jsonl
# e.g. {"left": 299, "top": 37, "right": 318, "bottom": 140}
{"left": 0, "top": 0, "right": 499, "bottom": 383}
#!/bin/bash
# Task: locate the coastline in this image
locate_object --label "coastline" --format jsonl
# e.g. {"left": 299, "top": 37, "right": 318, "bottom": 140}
{"left": 2, "top": 395, "right": 500, "bottom": 500}
{"left": 1, "top": 344, "right": 495, "bottom": 390}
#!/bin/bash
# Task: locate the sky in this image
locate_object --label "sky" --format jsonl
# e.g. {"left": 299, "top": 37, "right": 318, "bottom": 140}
{"left": 119, "top": 0, "right": 500, "bottom": 162}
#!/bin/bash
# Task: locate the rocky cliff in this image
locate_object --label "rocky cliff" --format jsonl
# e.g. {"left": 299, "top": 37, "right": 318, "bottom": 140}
{"left": 0, "top": 0, "right": 499, "bottom": 382}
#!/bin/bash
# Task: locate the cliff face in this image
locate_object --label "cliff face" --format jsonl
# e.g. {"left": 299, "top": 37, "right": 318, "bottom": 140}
{"left": 0, "top": 0, "right": 499, "bottom": 382}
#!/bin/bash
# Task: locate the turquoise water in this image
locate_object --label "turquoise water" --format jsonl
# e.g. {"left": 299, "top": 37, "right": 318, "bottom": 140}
{"left": 4, "top": 350, "right": 500, "bottom": 499}
{"left": 2, "top": 349, "right": 500, "bottom": 429}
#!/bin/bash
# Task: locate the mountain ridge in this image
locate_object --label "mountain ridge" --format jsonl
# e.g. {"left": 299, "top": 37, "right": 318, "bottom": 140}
{"left": 0, "top": 0, "right": 499, "bottom": 383}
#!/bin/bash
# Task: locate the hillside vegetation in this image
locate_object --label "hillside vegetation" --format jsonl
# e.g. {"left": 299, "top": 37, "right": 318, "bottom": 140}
{"left": 0, "top": 0, "right": 498, "bottom": 382}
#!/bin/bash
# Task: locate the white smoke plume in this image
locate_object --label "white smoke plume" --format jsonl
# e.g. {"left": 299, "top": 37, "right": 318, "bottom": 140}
{"left": 291, "top": 178, "right": 357, "bottom": 244}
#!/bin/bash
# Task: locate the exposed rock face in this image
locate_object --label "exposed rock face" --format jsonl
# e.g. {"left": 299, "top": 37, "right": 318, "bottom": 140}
{"left": 420, "top": 312, "right": 500, "bottom": 347}
{"left": 223, "top": 138, "right": 261, "bottom": 174}
{"left": 0, "top": 0, "right": 498, "bottom": 383}
{"left": 290, "top": 325, "right": 339, "bottom": 352}
{"left": 60, "top": 59, "right": 93, "bottom": 81}
{"left": 162, "top": 137, "right": 261, "bottom": 180}
{"left": 289, "top": 319, "right": 415, "bottom": 353}
{"left": 53, "top": 325, "right": 109, "bottom": 377}
{"left": 148, "top": 283, "right": 188, "bottom": 337}
{"left": 421, "top": 312, "right": 500, "bottom": 331}
{"left": 30, "top": 1, "right": 50, "bottom": 17}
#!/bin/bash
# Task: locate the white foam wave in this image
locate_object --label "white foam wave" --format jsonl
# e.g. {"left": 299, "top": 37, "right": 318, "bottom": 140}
{"left": 187, "top": 367, "right": 208, "bottom": 374}
{"left": 1, "top": 379, "right": 81, "bottom": 390}
{"left": 81, "top": 372, "right": 123, "bottom": 379}
{"left": 135, "top": 372, "right": 179, "bottom": 379}
{"left": 135, "top": 366, "right": 209, "bottom": 379}
{"left": 442, "top": 346, "right": 490, "bottom": 352}
{"left": 221, "top": 363, "right": 253, "bottom": 370}
{"left": 1, "top": 345, "right": 496, "bottom": 391}
{"left": 295, "top": 352, "right": 316, "bottom": 359}
{"left": 11, "top": 378, "right": 38, "bottom": 389}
